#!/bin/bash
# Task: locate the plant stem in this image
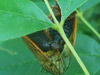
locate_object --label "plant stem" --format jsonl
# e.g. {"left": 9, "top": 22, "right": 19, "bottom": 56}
{"left": 44, "top": 0, "right": 59, "bottom": 25}
{"left": 58, "top": 25, "right": 90, "bottom": 75}
{"left": 76, "top": 10, "right": 100, "bottom": 39}
{"left": 60, "top": 19, "right": 65, "bottom": 27}
{"left": 44, "top": 0, "right": 90, "bottom": 75}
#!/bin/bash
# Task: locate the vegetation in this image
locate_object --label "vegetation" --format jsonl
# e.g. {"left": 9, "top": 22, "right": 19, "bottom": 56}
{"left": 0, "top": 0, "right": 100, "bottom": 75}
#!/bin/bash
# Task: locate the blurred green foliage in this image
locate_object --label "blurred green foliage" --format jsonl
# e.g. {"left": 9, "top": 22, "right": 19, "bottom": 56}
{"left": 77, "top": 3, "right": 100, "bottom": 42}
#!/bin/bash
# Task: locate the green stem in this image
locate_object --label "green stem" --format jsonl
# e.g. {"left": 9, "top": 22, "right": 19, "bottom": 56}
{"left": 58, "top": 26, "right": 90, "bottom": 75}
{"left": 60, "top": 18, "right": 65, "bottom": 27}
{"left": 44, "top": 0, "right": 59, "bottom": 25}
{"left": 76, "top": 10, "right": 100, "bottom": 39}
{"left": 44, "top": 0, "right": 90, "bottom": 75}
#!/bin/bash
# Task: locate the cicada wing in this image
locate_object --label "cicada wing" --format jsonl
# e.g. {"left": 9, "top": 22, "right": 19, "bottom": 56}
{"left": 62, "top": 12, "right": 77, "bottom": 69}
{"left": 69, "top": 12, "right": 77, "bottom": 46}
{"left": 22, "top": 36, "right": 65, "bottom": 75}
{"left": 22, "top": 36, "right": 48, "bottom": 61}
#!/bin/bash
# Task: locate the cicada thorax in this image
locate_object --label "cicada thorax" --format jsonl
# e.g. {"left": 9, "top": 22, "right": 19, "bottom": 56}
{"left": 22, "top": 2, "right": 76, "bottom": 75}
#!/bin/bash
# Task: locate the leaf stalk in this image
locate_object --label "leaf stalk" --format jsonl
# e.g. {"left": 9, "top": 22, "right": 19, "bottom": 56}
{"left": 76, "top": 10, "right": 100, "bottom": 39}
{"left": 44, "top": 0, "right": 90, "bottom": 75}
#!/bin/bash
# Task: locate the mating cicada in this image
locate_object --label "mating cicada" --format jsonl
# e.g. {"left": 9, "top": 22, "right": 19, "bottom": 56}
{"left": 22, "top": 1, "right": 76, "bottom": 75}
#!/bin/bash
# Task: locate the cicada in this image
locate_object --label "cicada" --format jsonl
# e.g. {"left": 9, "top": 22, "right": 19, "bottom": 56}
{"left": 22, "top": 1, "right": 76, "bottom": 75}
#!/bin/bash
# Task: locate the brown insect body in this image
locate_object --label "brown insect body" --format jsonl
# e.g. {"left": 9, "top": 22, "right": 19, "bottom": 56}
{"left": 22, "top": 2, "right": 76, "bottom": 75}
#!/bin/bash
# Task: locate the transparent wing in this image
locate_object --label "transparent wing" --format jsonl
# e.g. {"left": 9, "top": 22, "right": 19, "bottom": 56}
{"left": 22, "top": 36, "right": 65, "bottom": 75}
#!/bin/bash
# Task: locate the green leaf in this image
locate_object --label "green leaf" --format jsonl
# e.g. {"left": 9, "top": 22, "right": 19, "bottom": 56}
{"left": 66, "top": 56, "right": 84, "bottom": 75}
{"left": 57, "top": 0, "right": 87, "bottom": 21}
{"left": 0, "top": 0, "right": 53, "bottom": 41}
{"left": 0, "top": 41, "right": 4, "bottom": 44}
{"left": 63, "top": 33, "right": 100, "bottom": 75}
{"left": 0, "top": 38, "right": 55, "bottom": 75}
{"left": 79, "top": 0, "right": 100, "bottom": 12}
{"left": 32, "top": 0, "right": 54, "bottom": 15}
{"left": 0, "top": 38, "right": 41, "bottom": 75}
{"left": 74, "top": 34, "right": 100, "bottom": 75}
{"left": 77, "top": 4, "right": 100, "bottom": 42}
{"left": 0, "top": 34, "right": 100, "bottom": 75}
